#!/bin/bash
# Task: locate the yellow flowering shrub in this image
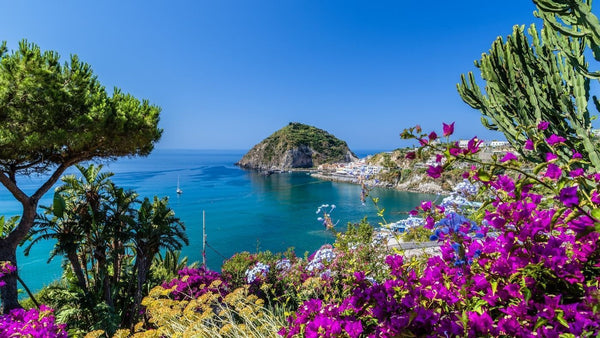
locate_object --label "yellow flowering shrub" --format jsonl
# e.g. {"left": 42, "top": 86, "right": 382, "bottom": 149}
{"left": 131, "top": 281, "right": 285, "bottom": 337}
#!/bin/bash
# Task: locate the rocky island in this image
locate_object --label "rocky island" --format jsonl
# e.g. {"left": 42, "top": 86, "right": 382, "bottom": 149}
{"left": 236, "top": 122, "right": 358, "bottom": 171}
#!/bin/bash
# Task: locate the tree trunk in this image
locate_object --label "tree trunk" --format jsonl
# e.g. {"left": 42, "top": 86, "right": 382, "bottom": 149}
{"left": 94, "top": 247, "right": 113, "bottom": 308}
{"left": 0, "top": 201, "right": 37, "bottom": 314}
{"left": 0, "top": 244, "right": 19, "bottom": 314}
{"left": 67, "top": 251, "right": 88, "bottom": 291}
{"left": 132, "top": 254, "right": 148, "bottom": 327}
{"left": 0, "top": 163, "right": 71, "bottom": 313}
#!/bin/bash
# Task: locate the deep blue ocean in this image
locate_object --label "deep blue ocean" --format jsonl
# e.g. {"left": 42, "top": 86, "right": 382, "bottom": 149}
{"left": 0, "top": 149, "right": 438, "bottom": 294}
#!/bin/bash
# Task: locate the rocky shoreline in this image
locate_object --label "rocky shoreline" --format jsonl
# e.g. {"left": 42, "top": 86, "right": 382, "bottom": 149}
{"left": 310, "top": 172, "right": 449, "bottom": 195}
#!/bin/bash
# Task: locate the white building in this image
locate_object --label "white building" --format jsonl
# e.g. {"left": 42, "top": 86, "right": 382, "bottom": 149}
{"left": 487, "top": 140, "right": 509, "bottom": 147}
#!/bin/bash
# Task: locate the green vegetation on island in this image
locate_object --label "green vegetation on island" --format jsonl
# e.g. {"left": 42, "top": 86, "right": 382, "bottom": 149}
{"left": 236, "top": 122, "right": 358, "bottom": 171}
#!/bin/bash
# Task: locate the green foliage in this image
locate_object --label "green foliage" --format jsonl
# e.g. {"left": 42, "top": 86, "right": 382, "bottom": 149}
{"left": 221, "top": 251, "right": 279, "bottom": 288}
{"left": 26, "top": 164, "right": 188, "bottom": 332}
{"left": 334, "top": 218, "right": 374, "bottom": 251}
{"left": 457, "top": 19, "right": 600, "bottom": 169}
{"left": 402, "top": 225, "right": 433, "bottom": 242}
{"left": 0, "top": 216, "right": 19, "bottom": 239}
{"left": 149, "top": 251, "right": 198, "bottom": 287}
{"left": 0, "top": 40, "right": 162, "bottom": 173}
{"left": 0, "top": 39, "right": 162, "bottom": 312}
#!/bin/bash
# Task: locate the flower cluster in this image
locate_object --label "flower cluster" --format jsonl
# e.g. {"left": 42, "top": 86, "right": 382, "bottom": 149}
{"left": 0, "top": 305, "right": 67, "bottom": 337}
{"left": 275, "top": 258, "right": 292, "bottom": 271}
{"left": 453, "top": 179, "right": 478, "bottom": 196}
{"left": 306, "top": 245, "right": 336, "bottom": 272}
{"left": 161, "top": 267, "right": 228, "bottom": 301}
{"left": 0, "top": 261, "right": 16, "bottom": 287}
{"left": 280, "top": 123, "right": 600, "bottom": 336}
{"left": 279, "top": 298, "right": 363, "bottom": 338}
{"left": 316, "top": 204, "right": 338, "bottom": 229}
{"left": 245, "top": 262, "right": 270, "bottom": 283}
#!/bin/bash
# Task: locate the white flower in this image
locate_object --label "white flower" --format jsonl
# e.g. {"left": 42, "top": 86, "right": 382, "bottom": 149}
{"left": 244, "top": 262, "right": 270, "bottom": 283}
{"left": 275, "top": 258, "right": 291, "bottom": 271}
{"left": 306, "top": 246, "right": 336, "bottom": 272}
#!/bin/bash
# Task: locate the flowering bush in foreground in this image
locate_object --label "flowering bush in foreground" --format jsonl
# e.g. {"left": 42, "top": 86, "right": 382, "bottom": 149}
{"left": 0, "top": 305, "right": 67, "bottom": 337}
{"left": 280, "top": 123, "right": 600, "bottom": 336}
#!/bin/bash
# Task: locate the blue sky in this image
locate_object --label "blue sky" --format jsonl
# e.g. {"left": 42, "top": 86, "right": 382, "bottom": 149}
{"left": 2, "top": 1, "right": 541, "bottom": 151}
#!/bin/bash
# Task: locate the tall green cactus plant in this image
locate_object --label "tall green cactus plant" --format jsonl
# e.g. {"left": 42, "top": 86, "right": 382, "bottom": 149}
{"left": 534, "top": 0, "right": 600, "bottom": 66}
{"left": 457, "top": 23, "right": 600, "bottom": 169}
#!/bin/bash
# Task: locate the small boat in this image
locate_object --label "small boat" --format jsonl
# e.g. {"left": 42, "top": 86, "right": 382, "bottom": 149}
{"left": 176, "top": 176, "right": 183, "bottom": 194}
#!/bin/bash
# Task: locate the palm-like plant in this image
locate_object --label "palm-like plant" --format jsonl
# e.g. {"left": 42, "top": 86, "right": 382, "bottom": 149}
{"left": 131, "top": 196, "right": 188, "bottom": 323}
{"left": 26, "top": 201, "right": 87, "bottom": 291}
{"left": 28, "top": 164, "right": 191, "bottom": 332}
{"left": 59, "top": 164, "right": 115, "bottom": 306}
{"left": 105, "top": 184, "right": 138, "bottom": 293}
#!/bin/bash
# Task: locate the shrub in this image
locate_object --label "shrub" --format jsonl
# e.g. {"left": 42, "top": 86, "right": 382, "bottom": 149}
{"left": 0, "top": 305, "right": 67, "bottom": 337}
{"left": 281, "top": 123, "right": 600, "bottom": 336}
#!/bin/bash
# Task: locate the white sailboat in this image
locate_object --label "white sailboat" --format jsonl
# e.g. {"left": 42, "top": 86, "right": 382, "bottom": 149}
{"left": 176, "top": 176, "right": 183, "bottom": 194}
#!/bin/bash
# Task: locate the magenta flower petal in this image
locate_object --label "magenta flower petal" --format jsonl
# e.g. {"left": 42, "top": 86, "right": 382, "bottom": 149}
{"left": 525, "top": 139, "right": 534, "bottom": 150}
{"left": 544, "top": 163, "right": 562, "bottom": 180}
{"left": 426, "top": 165, "right": 443, "bottom": 178}
{"left": 558, "top": 186, "right": 579, "bottom": 207}
{"left": 443, "top": 122, "right": 455, "bottom": 137}
{"left": 500, "top": 152, "right": 517, "bottom": 162}
{"left": 569, "top": 168, "right": 584, "bottom": 178}
{"left": 545, "top": 153, "right": 558, "bottom": 162}
{"left": 546, "top": 134, "right": 566, "bottom": 145}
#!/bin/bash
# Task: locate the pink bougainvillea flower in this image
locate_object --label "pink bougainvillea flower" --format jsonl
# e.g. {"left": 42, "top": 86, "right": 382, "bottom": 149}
{"left": 572, "top": 149, "right": 583, "bottom": 159}
{"left": 427, "top": 165, "right": 443, "bottom": 178}
{"left": 569, "top": 168, "right": 584, "bottom": 178}
{"left": 558, "top": 186, "right": 579, "bottom": 207}
{"left": 525, "top": 139, "right": 534, "bottom": 150}
{"left": 405, "top": 151, "right": 416, "bottom": 160}
{"left": 429, "top": 131, "right": 438, "bottom": 141}
{"left": 537, "top": 121, "right": 550, "bottom": 130}
{"left": 545, "top": 153, "right": 558, "bottom": 162}
{"left": 544, "top": 163, "right": 562, "bottom": 180}
{"left": 436, "top": 154, "right": 444, "bottom": 163}
{"left": 467, "top": 137, "right": 481, "bottom": 154}
{"left": 547, "top": 134, "right": 566, "bottom": 145}
{"left": 450, "top": 147, "right": 463, "bottom": 156}
{"left": 496, "top": 175, "right": 515, "bottom": 192}
{"left": 500, "top": 152, "right": 517, "bottom": 162}
{"left": 443, "top": 122, "right": 455, "bottom": 137}
{"left": 592, "top": 191, "right": 600, "bottom": 204}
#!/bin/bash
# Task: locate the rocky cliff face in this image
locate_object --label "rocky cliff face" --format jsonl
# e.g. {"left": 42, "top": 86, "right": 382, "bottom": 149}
{"left": 236, "top": 123, "right": 358, "bottom": 171}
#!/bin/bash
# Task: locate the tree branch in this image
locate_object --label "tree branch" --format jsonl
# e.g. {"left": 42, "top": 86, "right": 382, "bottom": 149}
{"left": 0, "top": 172, "right": 28, "bottom": 204}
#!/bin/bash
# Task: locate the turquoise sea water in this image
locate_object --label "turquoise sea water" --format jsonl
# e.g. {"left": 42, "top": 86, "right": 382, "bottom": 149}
{"left": 0, "top": 149, "right": 438, "bottom": 294}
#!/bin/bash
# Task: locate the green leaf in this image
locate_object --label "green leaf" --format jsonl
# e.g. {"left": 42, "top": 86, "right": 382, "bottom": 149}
{"left": 592, "top": 208, "right": 600, "bottom": 221}
{"left": 555, "top": 309, "right": 569, "bottom": 328}
{"left": 477, "top": 169, "right": 491, "bottom": 182}
{"left": 534, "top": 316, "right": 548, "bottom": 330}
{"left": 522, "top": 286, "right": 532, "bottom": 302}
{"left": 52, "top": 192, "right": 66, "bottom": 218}
{"left": 533, "top": 162, "right": 548, "bottom": 175}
